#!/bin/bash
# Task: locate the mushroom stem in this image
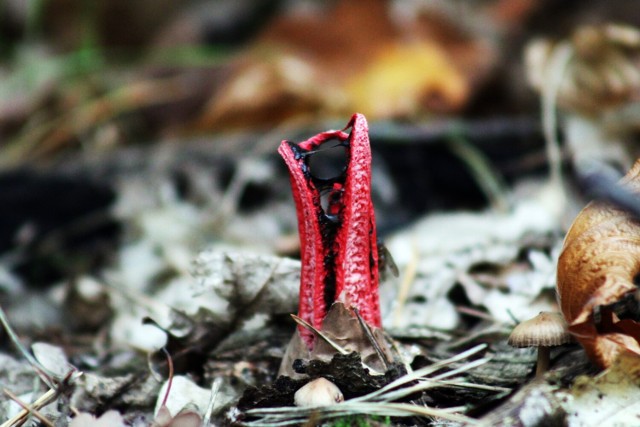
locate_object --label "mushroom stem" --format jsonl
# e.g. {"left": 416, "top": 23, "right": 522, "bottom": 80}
{"left": 535, "top": 347, "right": 551, "bottom": 377}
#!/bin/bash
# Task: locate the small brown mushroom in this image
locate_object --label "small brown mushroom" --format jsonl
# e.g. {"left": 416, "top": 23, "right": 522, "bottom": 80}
{"left": 508, "top": 312, "right": 572, "bottom": 377}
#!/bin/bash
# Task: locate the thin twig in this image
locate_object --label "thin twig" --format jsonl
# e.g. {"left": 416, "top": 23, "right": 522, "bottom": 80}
{"left": 160, "top": 348, "right": 174, "bottom": 408}
{"left": 290, "top": 315, "right": 349, "bottom": 355}
{"left": 352, "top": 309, "right": 390, "bottom": 370}
{"left": 455, "top": 305, "right": 496, "bottom": 322}
{"left": 0, "top": 388, "right": 57, "bottom": 427}
{"left": 290, "top": 314, "right": 381, "bottom": 374}
{"left": 577, "top": 162, "right": 640, "bottom": 219}
{"left": 447, "top": 135, "right": 510, "bottom": 212}
{"left": 202, "top": 378, "right": 223, "bottom": 426}
{"left": 0, "top": 305, "right": 55, "bottom": 388}
{"left": 541, "top": 42, "right": 573, "bottom": 193}
{"left": 392, "top": 239, "right": 418, "bottom": 328}
{"left": 2, "top": 389, "right": 54, "bottom": 427}
{"left": 348, "top": 344, "right": 487, "bottom": 403}
{"left": 245, "top": 400, "right": 478, "bottom": 426}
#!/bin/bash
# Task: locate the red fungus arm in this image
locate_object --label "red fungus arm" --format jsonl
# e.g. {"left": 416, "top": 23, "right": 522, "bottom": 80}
{"left": 278, "top": 113, "right": 381, "bottom": 348}
{"left": 334, "top": 114, "right": 381, "bottom": 327}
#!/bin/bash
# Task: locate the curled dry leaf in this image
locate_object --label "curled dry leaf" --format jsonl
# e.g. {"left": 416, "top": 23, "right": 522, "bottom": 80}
{"left": 279, "top": 302, "right": 397, "bottom": 378}
{"left": 557, "top": 159, "right": 640, "bottom": 368}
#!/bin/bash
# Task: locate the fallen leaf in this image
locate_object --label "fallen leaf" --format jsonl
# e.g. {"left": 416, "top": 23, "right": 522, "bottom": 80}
{"left": 344, "top": 42, "right": 468, "bottom": 117}
{"left": 279, "top": 302, "right": 398, "bottom": 378}
{"left": 561, "top": 351, "right": 640, "bottom": 426}
{"left": 196, "top": 0, "right": 496, "bottom": 129}
{"left": 557, "top": 159, "right": 640, "bottom": 367}
{"left": 110, "top": 250, "right": 300, "bottom": 354}
{"left": 384, "top": 189, "right": 559, "bottom": 330}
{"left": 31, "top": 342, "right": 71, "bottom": 380}
{"left": 154, "top": 375, "right": 234, "bottom": 420}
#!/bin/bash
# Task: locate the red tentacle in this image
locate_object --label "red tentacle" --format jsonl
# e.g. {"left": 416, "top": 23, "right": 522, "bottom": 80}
{"left": 278, "top": 113, "right": 381, "bottom": 349}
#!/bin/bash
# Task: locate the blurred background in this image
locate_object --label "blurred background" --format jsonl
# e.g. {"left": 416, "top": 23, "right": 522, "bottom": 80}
{"left": 2, "top": 1, "right": 640, "bottom": 422}
{"left": 2, "top": 0, "right": 640, "bottom": 287}
{"left": 1, "top": 0, "right": 640, "bottom": 343}
{"left": 1, "top": 0, "right": 639, "bottom": 157}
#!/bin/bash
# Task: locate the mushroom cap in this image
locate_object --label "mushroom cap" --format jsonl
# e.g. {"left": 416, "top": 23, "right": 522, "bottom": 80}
{"left": 508, "top": 312, "right": 572, "bottom": 347}
{"left": 294, "top": 377, "right": 344, "bottom": 407}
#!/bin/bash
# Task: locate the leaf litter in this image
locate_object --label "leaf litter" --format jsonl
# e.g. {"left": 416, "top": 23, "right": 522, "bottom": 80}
{"left": 3, "top": 4, "right": 640, "bottom": 427}
{"left": 4, "top": 122, "right": 638, "bottom": 426}
{"left": 0, "top": 142, "right": 605, "bottom": 425}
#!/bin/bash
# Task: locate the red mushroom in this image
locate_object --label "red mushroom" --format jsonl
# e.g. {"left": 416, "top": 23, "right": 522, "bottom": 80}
{"left": 278, "top": 113, "right": 381, "bottom": 349}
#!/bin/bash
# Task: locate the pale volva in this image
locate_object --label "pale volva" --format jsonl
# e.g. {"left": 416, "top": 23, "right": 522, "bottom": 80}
{"left": 294, "top": 378, "right": 344, "bottom": 407}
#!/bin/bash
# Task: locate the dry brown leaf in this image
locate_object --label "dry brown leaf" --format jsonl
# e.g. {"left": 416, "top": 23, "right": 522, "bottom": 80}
{"left": 557, "top": 159, "right": 640, "bottom": 368}
{"left": 279, "top": 302, "right": 397, "bottom": 378}
{"left": 344, "top": 42, "right": 468, "bottom": 117}
{"left": 196, "top": 0, "right": 496, "bottom": 130}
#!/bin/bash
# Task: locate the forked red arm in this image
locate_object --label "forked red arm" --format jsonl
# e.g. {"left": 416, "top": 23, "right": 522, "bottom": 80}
{"left": 278, "top": 113, "right": 381, "bottom": 348}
